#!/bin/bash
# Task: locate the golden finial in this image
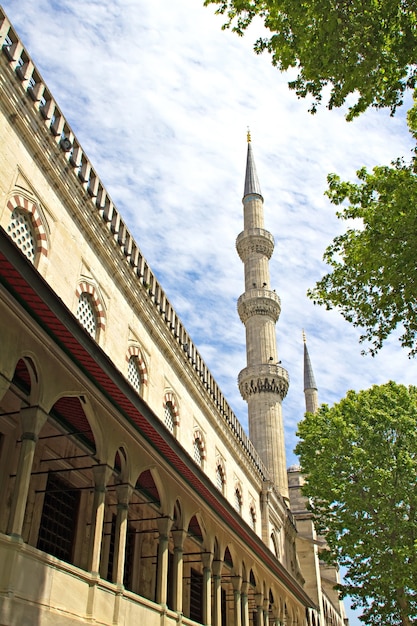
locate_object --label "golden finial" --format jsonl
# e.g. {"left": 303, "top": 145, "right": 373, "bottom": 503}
{"left": 247, "top": 127, "right": 251, "bottom": 143}
{"left": 302, "top": 329, "right": 306, "bottom": 344}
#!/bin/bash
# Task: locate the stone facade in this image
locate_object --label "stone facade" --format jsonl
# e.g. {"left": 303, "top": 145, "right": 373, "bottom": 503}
{"left": 0, "top": 6, "right": 347, "bottom": 626}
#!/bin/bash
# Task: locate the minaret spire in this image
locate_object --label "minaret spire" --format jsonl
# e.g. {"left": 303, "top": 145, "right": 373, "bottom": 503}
{"left": 244, "top": 130, "right": 263, "bottom": 199}
{"left": 303, "top": 331, "right": 319, "bottom": 414}
{"left": 236, "top": 135, "right": 289, "bottom": 500}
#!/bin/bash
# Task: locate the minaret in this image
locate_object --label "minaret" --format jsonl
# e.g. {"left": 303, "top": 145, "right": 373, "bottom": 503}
{"left": 237, "top": 132, "right": 290, "bottom": 500}
{"left": 303, "top": 331, "right": 319, "bottom": 414}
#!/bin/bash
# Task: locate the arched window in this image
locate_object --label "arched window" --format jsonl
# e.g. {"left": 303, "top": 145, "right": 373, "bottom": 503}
{"left": 6, "top": 194, "right": 48, "bottom": 264}
{"left": 164, "top": 401, "right": 175, "bottom": 433}
{"left": 128, "top": 355, "right": 142, "bottom": 393}
{"left": 163, "top": 392, "right": 179, "bottom": 435}
{"left": 194, "top": 437, "right": 203, "bottom": 466}
{"left": 7, "top": 207, "right": 37, "bottom": 262}
{"left": 271, "top": 532, "right": 279, "bottom": 558}
{"left": 216, "top": 461, "right": 225, "bottom": 493}
{"left": 249, "top": 504, "right": 256, "bottom": 531}
{"left": 75, "top": 282, "right": 106, "bottom": 340}
{"left": 76, "top": 292, "right": 97, "bottom": 338}
{"left": 193, "top": 429, "right": 206, "bottom": 468}
{"left": 126, "top": 345, "right": 147, "bottom": 395}
{"left": 234, "top": 485, "right": 242, "bottom": 514}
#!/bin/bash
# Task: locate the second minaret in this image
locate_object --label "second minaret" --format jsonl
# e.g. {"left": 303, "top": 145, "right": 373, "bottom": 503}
{"left": 237, "top": 134, "right": 289, "bottom": 500}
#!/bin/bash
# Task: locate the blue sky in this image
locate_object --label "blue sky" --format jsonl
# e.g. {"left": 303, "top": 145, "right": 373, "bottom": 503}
{"left": 3, "top": 1, "right": 416, "bottom": 623}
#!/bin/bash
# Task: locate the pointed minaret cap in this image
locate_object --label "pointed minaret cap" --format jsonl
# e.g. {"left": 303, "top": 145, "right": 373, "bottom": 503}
{"left": 303, "top": 330, "right": 318, "bottom": 391}
{"left": 243, "top": 130, "right": 263, "bottom": 199}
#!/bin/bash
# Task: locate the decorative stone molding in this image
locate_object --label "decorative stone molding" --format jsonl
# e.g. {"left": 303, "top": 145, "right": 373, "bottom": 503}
{"left": 237, "top": 289, "right": 281, "bottom": 324}
{"left": 193, "top": 428, "right": 206, "bottom": 460}
{"left": 126, "top": 345, "right": 148, "bottom": 386}
{"left": 75, "top": 281, "right": 106, "bottom": 331}
{"left": 7, "top": 193, "right": 48, "bottom": 257}
{"left": 236, "top": 228, "right": 274, "bottom": 262}
{"left": 164, "top": 391, "right": 180, "bottom": 426}
{"left": 238, "top": 363, "right": 289, "bottom": 401}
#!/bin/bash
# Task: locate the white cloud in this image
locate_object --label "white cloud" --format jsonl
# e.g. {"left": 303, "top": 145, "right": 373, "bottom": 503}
{"left": 4, "top": 3, "right": 416, "bottom": 622}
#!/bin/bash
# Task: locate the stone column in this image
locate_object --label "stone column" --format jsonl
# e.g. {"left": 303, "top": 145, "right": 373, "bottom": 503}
{"left": 88, "top": 465, "right": 113, "bottom": 575}
{"left": 112, "top": 483, "right": 132, "bottom": 586}
{"left": 212, "top": 559, "right": 223, "bottom": 626}
{"left": 263, "top": 597, "right": 270, "bottom": 626}
{"left": 171, "top": 528, "right": 187, "bottom": 613}
{"left": 7, "top": 406, "right": 47, "bottom": 537}
{"left": 255, "top": 593, "right": 264, "bottom": 626}
{"left": 241, "top": 581, "right": 250, "bottom": 626}
{"left": 156, "top": 516, "right": 173, "bottom": 606}
{"left": 202, "top": 551, "right": 213, "bottom": 626}
{"left": 232, "top": 575, "right": 242, "bottom": 626}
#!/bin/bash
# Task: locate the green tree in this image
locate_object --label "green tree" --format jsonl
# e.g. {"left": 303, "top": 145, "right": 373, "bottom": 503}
{"left": 306, "top": 102, "right": 417, "bottom": 356}
{"left": 295, "top": 382, "right": 417, "bottom": 626}
{"left": 204, "top": 0, "right": 417, "bottom": 119}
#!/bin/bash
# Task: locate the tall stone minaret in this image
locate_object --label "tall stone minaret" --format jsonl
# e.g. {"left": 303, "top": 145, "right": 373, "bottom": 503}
{"left": 303, "top": 331, "right": 319, "bottom": 414}
{"left": 237, "top": 132, "right": 290, "bottom": 500}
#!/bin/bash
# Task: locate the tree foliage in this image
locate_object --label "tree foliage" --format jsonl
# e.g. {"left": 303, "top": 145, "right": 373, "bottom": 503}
{"left": 307, "top": 158, "right": 417, "bottom": 356}
{"left": 204, "top": 0, "right": 417, "bottom": 119}
{"left": 307, "top": 99, "right": 417, "bottom": 356}
{"left": 295, "top": 382, "right": 417, "bottom": 626}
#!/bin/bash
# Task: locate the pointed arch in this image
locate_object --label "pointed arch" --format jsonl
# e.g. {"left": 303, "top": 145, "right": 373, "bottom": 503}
{"left": 50, "top": 395, "right": 96, "bottom": 454}
{"left": 114, "top": 446, "right": 128, "bottom": 481}
{"left": 136, "top": 469, "right": 161, "bottom": 508}
{"left": 223, "top": 546, "right": 233, "bottom": 569}
{"left": 6, "top": 193, "right": 48, "bottom": 259}
{"left": 187, "top": 514, "right": 204, "bottom": 543}
{"left": 12, "top": 357, "right": 37, "bottom": 396}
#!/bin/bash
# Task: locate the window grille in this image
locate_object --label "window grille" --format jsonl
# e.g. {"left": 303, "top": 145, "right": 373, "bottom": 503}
{"left": 107, "top": 514, "right": 116, "bottom": 582}
{"left": 216, "top": 464, "right": 224, "bottom": 491}
{"left": 7, "top": 207, "right": 36, "bottom": 263}
{"left": 164, "top": 401, "right": 175, "bottom": 433}
{"left": 234, "top": 488, "right": 242, "bottom": 514}
{"left": 194, "top": 438, "right": 202, "bottom": 466}
{"left": 37, "top": 472, "right": 80, "bottom": 563}
{"left": 189, "top": 569, "right": 203, "bottom": 624}
{"left": 128, "top": 356, "right": 141, "bottom": 393}
{"left": 250, "top": 507, "right": 256, "bottom": 531}
{"left": 76, "top": 292, "right": 97, "bottom": 338}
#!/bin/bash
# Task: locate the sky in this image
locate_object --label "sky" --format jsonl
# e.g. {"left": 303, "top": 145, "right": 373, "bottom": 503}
{"left": 2, "top": 1, "right": 416, "bottom": 623}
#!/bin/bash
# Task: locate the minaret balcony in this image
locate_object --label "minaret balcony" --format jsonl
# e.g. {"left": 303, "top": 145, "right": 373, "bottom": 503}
{"left": 238, "top": 363, "right": 289, "bottom": 401}
{"left": 237, "top": 289, "right": 281, "bottom": 324}
{"left": 236, "top": 228, "right": 274, "bottom": 262}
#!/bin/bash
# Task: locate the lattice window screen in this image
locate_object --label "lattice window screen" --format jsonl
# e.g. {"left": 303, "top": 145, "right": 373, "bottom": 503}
{"left": 76, "top": 292, "right": 97, "bottom": 338}
{"left": 164, "top": 402, "right": 175, "bottom": 433}
{"left": 128, "top": 356, "right": 141, "bottom": 393}
{"left": 7, "top": 208, "right": 36, "bottom": 263}
{"left": 194, "top": 438, "right": 202, "bottom": 466}
{"left": 216, "top": 465, "right": 224, "bottom": 491}
{"left": 234, "top": 488, "right": 242, "bottom": 514}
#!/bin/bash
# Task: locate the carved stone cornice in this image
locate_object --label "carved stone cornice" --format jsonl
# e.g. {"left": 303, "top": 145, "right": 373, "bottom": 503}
{"left": 236, "top": 228, "right": 274, "bottom": 262}
{"left": 237, "top": 289, "right": 281, "bottom": 324}
{"left": 238, "top": 363, "right": 289, "bottom": 401}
